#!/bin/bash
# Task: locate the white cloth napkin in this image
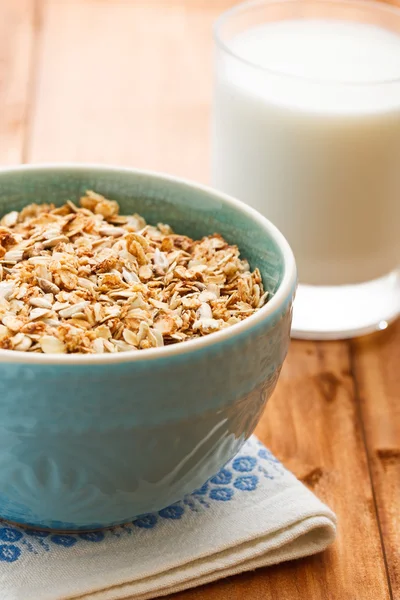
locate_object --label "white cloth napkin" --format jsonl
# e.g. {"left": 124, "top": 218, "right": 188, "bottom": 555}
{"left": 0, "top": 436, "right": 336, "bottom": 600}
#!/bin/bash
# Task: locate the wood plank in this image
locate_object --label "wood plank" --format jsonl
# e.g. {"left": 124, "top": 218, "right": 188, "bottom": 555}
{"left": 254, "top": 339, "right": 391, "bottom": 600}
{"left": 0, "top": 0, "right": 37, "bottom": 164}
{"left": 27, "top": 0, "right": 234, "bottom": 181}
{"left": 351, "top": 322, "right": 400, "bottom": 597}
{"left": 26, "top": 1, "right": 393, "bottom": 599}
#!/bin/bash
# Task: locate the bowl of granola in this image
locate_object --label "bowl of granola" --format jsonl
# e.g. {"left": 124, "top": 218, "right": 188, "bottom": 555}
{"left": 0, "top": 164, "right": 296, "bottom": 531}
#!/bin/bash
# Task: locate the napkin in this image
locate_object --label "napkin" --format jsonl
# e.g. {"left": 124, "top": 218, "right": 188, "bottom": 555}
{"left": 0, "top": 436, "right": 336, "bottom": 600}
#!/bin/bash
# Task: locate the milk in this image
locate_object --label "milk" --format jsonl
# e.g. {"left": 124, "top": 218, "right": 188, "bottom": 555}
{"left": 212, "top": 20, "right": 400, "bottom": 285}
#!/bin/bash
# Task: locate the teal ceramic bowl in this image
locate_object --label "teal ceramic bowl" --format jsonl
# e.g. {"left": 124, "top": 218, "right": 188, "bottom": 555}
{"left": 0, "top": 164, "right": 296, "bottom": 531}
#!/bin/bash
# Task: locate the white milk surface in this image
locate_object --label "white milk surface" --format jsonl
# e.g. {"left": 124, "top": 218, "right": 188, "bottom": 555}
{"left": 212, "top": 20, "right": 400, "bottom": 285}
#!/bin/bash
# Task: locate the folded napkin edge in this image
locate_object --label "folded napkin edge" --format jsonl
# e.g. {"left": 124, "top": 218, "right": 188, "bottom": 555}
{"left": 68, "top": 514, "right": 336, "bottom": 600}
{"left": 46, "top": 486, "right": 336, "bottom": 600}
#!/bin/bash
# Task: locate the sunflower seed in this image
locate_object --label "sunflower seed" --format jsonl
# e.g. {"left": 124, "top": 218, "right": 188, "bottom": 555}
{"left": 59, "top": 302, "right": 89, "bottom": 319}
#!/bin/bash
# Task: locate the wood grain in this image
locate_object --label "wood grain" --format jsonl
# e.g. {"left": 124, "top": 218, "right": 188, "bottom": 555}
{"left": 351, "top": 323, "right": 400, "bottom": 598}
{"left": 10, "top": 0, "right": 399, "bottom": 598}
{"left": 0, "top": 0, "right": 37, "bottom": 164}
{"left": 27, "top": 0, "right": 233, "bottom": 181}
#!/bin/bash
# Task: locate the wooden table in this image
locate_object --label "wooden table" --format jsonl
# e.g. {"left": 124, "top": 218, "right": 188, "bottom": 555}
{"left": 1, "top": 1, "right": 399, "bottom": 598}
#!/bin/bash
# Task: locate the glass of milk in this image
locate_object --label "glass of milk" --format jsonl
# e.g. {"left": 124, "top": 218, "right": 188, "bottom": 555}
{"left": 212, "top": 0, "right": 400, "bottom": 340}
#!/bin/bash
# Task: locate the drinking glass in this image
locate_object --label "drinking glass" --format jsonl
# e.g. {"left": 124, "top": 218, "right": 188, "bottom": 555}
{"left": 212, "top": 0, "right": 400, "bottom": 339}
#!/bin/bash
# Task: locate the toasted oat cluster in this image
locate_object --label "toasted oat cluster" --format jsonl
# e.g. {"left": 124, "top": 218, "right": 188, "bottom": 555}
{"left": 0, "top": 191, "right": 268, "bottom": 354}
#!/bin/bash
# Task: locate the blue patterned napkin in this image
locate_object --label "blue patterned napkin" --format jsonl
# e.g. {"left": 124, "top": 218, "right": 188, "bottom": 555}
{"left": 0, "top": 436, "right": 336, "bottom": 600}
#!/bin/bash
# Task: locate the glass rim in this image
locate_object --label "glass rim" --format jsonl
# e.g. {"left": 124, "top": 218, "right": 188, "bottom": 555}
{"left": 213, "top": 0, "right": 400, "bottom": 86}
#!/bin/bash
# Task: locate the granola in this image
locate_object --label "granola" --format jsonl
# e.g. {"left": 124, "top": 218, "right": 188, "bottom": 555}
{"left": 0, "top": 191, "right": 268, "bottom": 354}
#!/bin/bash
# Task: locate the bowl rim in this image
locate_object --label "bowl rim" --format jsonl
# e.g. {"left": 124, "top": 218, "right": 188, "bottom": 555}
{"left": 0, "top": 163, "right": 297, "bottom": 365}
